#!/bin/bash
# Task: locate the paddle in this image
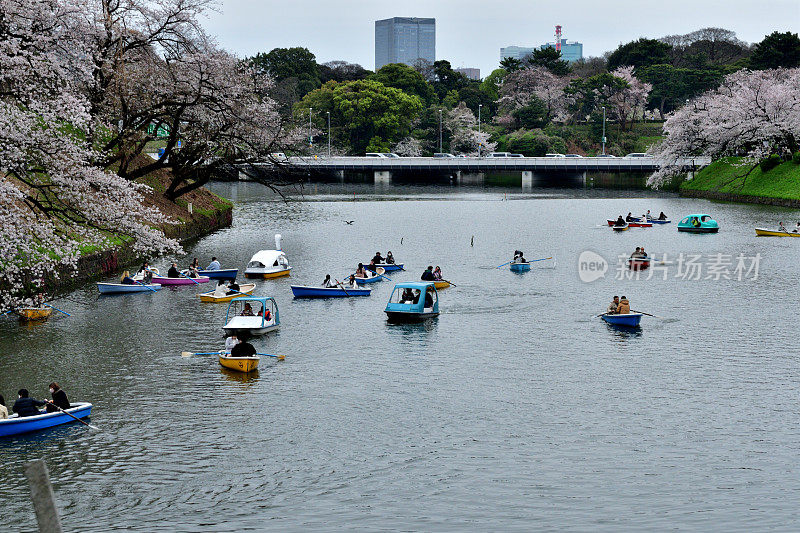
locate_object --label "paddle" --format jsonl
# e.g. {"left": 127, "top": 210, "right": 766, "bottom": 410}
{"left": 496, "top": 261, "right": 513, "bottom": 269}
{"left": 631, "top": 309, "right": 663, "bottom": 318}
{"left": 179, "top": 270, "right": 201, "bottom": 285}
{"left": 528, "top": 256, "right": 553, "bottom": 263}
{"left": 374, "top": 267, "right": 392, "bottom": 282}
{"left": 182, "top": 350, "right": 286, "bottom": 361}
{"left": 441, "top": 279, "right": 457, "bottom": 287}
{"left": 132, "top": 278, "right": 158, "bottom": 293}
{"left": 334, "top": 279, "right": 350, "bottom": 296}
{"left": 46, "top": 402, "right": 99, "bottom": 431}
{"left": 43, "top": 303, "right": 71, "bottom": 317}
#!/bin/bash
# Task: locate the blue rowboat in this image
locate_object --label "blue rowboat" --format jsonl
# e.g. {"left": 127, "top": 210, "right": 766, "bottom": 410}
{"left": 366, "top": 263, "right": 404, "bottom": 272}
{"left": 647, "top": 218, "right": 671, "bottom": 224}
{"left": 385, "top": 282, "right": 439, "bottom": 322}
{"left": 510, "top": 262, "right": 531, "bottom": 272}
{"left": 97, "top": 282, "right": 162, "bottom": 294}
{"left": 291, "top": 285, "right": 371, "bottom": 298}
{"left": 600, "top": 313, "right": 643, "bottom": 327}
{"left": 199, "top": 268, "right": 238, "bottom": 281}
{"left": 0, "top": 403, "right": 93, "bottom": 437}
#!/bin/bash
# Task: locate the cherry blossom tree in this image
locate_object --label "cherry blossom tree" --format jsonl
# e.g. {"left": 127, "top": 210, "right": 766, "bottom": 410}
{"left": 498, "top": 66, "right": 570, "bottom": 123}
{"left": 446, "top": 103, "right": 496, "bottom": 155}
{"left": 608, "top": 66, "right": 652, "bottom": 130}
{"left": 648, "top": 68, "right": 800, "bottom": 188}
{"left": 393, "top": 138, "right": 423, "bottom": 157}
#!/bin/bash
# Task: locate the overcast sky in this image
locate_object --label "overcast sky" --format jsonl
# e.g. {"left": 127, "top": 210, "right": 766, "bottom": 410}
{"left": 203, "top": 0, "right": 800, "bottom": 76}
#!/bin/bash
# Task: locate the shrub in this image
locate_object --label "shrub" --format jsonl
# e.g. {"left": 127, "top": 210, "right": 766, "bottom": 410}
{"left": 759, "top": 154, "right": 782, "bottom": 172}
{"left": 793, "top": 151, "right": 800, "bottom": 164}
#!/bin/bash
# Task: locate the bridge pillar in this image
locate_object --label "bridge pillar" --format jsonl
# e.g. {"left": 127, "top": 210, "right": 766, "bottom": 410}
{"left": 335, "top": 170, "right": 345, "bottom": 181}
{"left": 238, "top": 170, "right": 250, "bottom": 182}
{"left": 521, "top": 171, "right": 533, "bottom": 190}
{"left": 374, "top": 170, "right": 391, "bottom": 183}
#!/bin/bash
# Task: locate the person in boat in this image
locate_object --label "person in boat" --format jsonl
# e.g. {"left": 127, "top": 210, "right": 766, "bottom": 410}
{"left": 424, "top": 289, "right": 434, "bottom": 309}
{"left": 322, "top": 275, "right": 334, "bottom": 288}
{"left": 206, "top": 257, "right": 221, "bottom": 271}
{"left": 0, "top": 394, "right": 8, "bottom": 420}
{"left": 13, "top": 389, "right": 47, "bottom": 417}
{"left": 421, "top": 266, "right": 435, "bottom": 281}
{"left": 640, "top": 247, "right": 647, "bottom": 258}
{"left": 355, "top": 263, "right": 368, "bottom": 278}
{"left": 433, "top": 266, "right": 443, "bottom": 280}
{"left": 187, "top": 258, "right": 200, "bottom": 278}
{"left": 167, "top": 262, "right": 180, "bottom": 278}
{"left": 778, "top": 221, "right": 788, "bottom": 232}
{"left": 412, "top": 289, "right": 421, "bottom": 304}
{"left": 658, "top": 212, "right": 667, "bottom": 220}
{"left": 230, "top": 333, "right": 257, "bottom": 358}
{"left": 241, "top": 303, "right": 254, "bottom": 316}
{"left": 120, "top": 270, "right": 135, "bottom": 285}
{"left": 226, "top": 281, "right": 240, "bottom": 295}
{"left": 626, "top": 212, "right": 635, "bottom": 222}
{"left": 400, "top": 288, "right": 414, "bottom": 303}
{"left": 138, "top": 262, "right": 153, "bottom": 284}
{"left": 347, "top": 274, "right": 358, "bottom": 289}
{"left": 212, "top": 280, "right": 227, "bottom": 298}
{"left": 617, "top": 296, "right": 630, "bottom": 314}
{"left": 513, "top": 251, "right": 527, "bottom": 263}
{"left": 794, "top": 222, "right": 800, "bottom": 233}
{"left": 385, "top": 252, "right": 395, "bottom": 265}
{"left": 615, "top": 215, "right": 626, "bottom": 227}
{"left": 645, "top": 210, "right": 651, "bottom": 220}
{"left": 630, "top": 247, "right": 643, "bottom": 259}
{"left": 606, "top": 296, "right": 620, "bottom": 315}
{"left": 224, "top": 333, "right": 239, "bottom": 354}
{"left": 371, "top": 252, "right": 384, "bottom": 265}
{"left": 45, "top": 382, "right": 70, "bottom": 413}
{"left": 256, "top": 305, "right": 272, "bottom": 321}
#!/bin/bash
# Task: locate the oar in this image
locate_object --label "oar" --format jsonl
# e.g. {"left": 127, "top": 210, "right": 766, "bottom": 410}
{"left": 182, "top": 351, "right": 223, "bottom": 357}
{"left": 334, "top": 279, "right": 350, "bottom": 296}
{"left": 631, "top": 309, "right": 663, "bottom": 318}
{"left": 528, "top": 256, "right": 553, "bottom": 263}
{"left": 255, "top": 353, "right": 286, "bottom": 361}
{"left": 496, "top": 261, "right": 513, "bottom": 269}
{"left": 46, "top": 402, "right": 99, "bottom": 431}
{"left": 43, "top": 303, "right": 71, "bottom": 316}
{"left": 374, "top": 267, "right": 392, "bottom": 282}
{"left": 441, "top": 279, "right": 457, "bottom": 287}
{"left": 132, "top": 278, "right": 158, "bottom": 293}
{"left": 179, "top": 270, "right": 201, "bottom": 285}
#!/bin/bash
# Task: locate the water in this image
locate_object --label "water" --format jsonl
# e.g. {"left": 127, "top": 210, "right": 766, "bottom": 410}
{"left": 2, "top": 182, "right": 799, "bottom": 531}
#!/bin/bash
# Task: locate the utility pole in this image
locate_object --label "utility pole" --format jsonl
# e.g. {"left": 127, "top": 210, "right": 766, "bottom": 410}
{"left": 478, "top": 104, "right": 483, "bottom": 157}
{"left": 326, "top": 111, "right": 331, "bottom": 159}
{"left": 438, "top": 109, "right": 443, "bottom": 153}
{"left": 601, "top": 106, "right": 607, "bottom": 156}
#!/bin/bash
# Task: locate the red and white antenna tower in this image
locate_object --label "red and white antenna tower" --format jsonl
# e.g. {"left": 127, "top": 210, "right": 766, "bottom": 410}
{"left": 555, "top": 25, "right": 562, "bottom": 52}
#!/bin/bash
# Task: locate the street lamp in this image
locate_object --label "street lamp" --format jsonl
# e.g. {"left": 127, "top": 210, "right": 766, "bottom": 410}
{"left": 601, "top": 106, "right": 607, "bottom": 156}
{"left": 326, "top": 111, "right": 331, "bottom": 159}
{"left": 438, "top": 109, "right": 443, "bottom": 153}
{"left": 308, "top": 107, "right": 313, "bottom": 151}
{"left": 478, "top": 104, "right": 483, "bottom": 157}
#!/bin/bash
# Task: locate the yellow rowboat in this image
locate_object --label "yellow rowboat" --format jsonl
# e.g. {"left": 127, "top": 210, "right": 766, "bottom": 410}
{"left": 433, "top": 280, "right": 451, "bottom": 289}
{"left": 755, "top": 228, "right": 800, "bottom": 237}
{"left": 219, "top": 354, "right": 260, "bottom": 373}
{"left": 16, "top": 307, "right": 53, "bottom": 321}
{"left": 245, "top": 268, "right": 291, "bottom": 279}
{"left": 198, "top": 283, "right": 256, "bottom": 303}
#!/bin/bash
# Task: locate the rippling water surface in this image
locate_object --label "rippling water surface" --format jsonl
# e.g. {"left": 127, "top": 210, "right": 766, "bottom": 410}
{"left": 2, "top": 182, "right": 799, "bottom": 531}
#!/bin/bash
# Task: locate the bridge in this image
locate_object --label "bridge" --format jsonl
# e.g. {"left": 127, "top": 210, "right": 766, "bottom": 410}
{"left": 247, "top": 156, "right": 710, "bottom": 186}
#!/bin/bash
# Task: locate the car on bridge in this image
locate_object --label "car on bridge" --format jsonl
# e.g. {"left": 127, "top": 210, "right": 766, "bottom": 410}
{"left": 624, "top": 153, "right": 653, "bottom": 158}
{"left": 434, "top": 153, "right": 456, "bottom": 158}
{"left": 365, "top": 152, "right": 402, "bottom": 158}
{"left": 545, "top": 153, "right": 566, "bottom": 158}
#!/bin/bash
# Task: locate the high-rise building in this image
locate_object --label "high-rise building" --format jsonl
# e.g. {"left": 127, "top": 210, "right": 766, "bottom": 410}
{"left": 539, "top": 39, "right": 583, "bottom": 62}
{"left": 500, "top": 46, "right": 536, "bottom": 62}
{"left": 455, "top": 67, "right": 481, "bottom": 80}
{"left": 375, "top": 17, "right": 436, "bottom": 70}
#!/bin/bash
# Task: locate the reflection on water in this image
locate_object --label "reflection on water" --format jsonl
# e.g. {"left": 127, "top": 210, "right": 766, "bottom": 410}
{"left": 2, "top": 182, "right": 800, "bottom": 531}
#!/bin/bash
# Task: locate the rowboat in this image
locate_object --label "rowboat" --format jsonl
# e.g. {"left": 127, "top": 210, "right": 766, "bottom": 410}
{"left": 678, "top": 214, "right": 719, "bottom": 233}
{"left": 433, "top": 280, "right": 451, "bottom": 289}
{"left": 607, "top": 220, "right": 653, "bottom": 228}
{"left": 15, "top": 307, "right": 53, "bottom": 321}
{"left": 0, "top": 403, "right": 92, "bottom": 437}
{"left": 510, "top": 262, "right": 531, "bottom": 272}
{"left": 223, "top": 296, "right": 280, "bottom": 335}
{"left": 198, "top": 283, "right": 256, "bottom": 303}
{"left": 290, "top": 285, "right": 371, "bottom": 298}
{"left": 627, "top": 257, "right": 651, "bottom": 270}
{"left": 647, "top": 217, "right": 671, "bottom": 224}
{"left": 97, "top": 282, "right": 162, "bottom": 294}
{"left": 149, "top": 275, "right": 209, "bottom": 285}
{"left": 219, "top": 353, "right": 260, "bottom": 373}
{"left": 600, "top": 313, "right": 643, "bottom": 327}
{"left": 366, "top": 263, "right": 404, "bottom": 272}
{"left": 198, "top": 268, "right": 238, "bottom": 280}
{"left": 354, "top": 268, "right": 384, "bottom": 285}
{"left": 244, "top": 235, "right": 292, "bottom": 279}
{"left": 755, "top": 228, "right": 800, "bottom": 237}
{"left": 385, "top": 282, "right": 439, "bottom": 322}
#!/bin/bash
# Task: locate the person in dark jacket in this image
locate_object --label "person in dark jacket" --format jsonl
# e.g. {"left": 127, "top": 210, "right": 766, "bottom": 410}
{"left": 231, "top": 332, "right": 256, "bottom": 358}
{"left": 46, "top": 382, "right": 70, "bottom": 413}
{"left": 13, "top": 389, "right": 47, "bottom": 417}
{"left": 167, "top": 263, "right": 180, "bottom": 278}
{"left": 371, "top": 252, "right": 384, "bottom": 265}
{"left": 421, "top": 266, "right": 435, "bottom": 281}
